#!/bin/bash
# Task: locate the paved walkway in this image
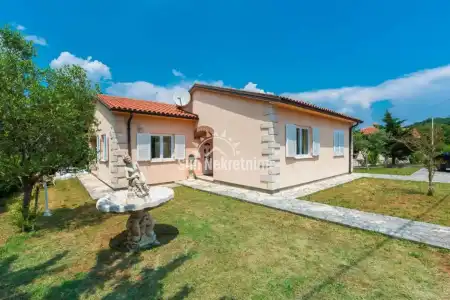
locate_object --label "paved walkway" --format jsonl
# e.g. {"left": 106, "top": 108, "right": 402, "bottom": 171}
{"left": 178, "top": 179, "right": 450, "bottom": 249}
{"left": 358, "top": 168, "right": 450, "bottom": 183}
{"left": 77, "top": 173, "right": 113, "bottom": 200}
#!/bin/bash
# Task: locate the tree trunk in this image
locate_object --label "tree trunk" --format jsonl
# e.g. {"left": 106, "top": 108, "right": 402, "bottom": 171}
{"left": 33, "top": 184, "right": 40, "bottom": 217}
{"left": 392, "top": 154, "right": 396, "bottom": 166}
{"left": 427, "top": 160, "right": 435, "bottom": 196}
{"left": 22, "top": 181, "right": 34, "bottom": 231}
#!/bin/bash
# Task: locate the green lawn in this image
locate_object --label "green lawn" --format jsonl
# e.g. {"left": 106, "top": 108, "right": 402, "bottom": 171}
{"left": 354, "top": 166, "right": 421, "bottom": 175}
{"left": 306, "top": 178, "right": 450, "bottom": 226}
{"left": 1, "top": 179, "right": 449, "bottom": 299}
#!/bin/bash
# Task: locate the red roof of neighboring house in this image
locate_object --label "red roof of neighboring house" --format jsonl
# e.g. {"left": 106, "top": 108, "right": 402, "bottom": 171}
{"left": 189, "top": 84, "right": 363, "bottom": 123}
{"left": 360, "top": 126, "right": 379, "bottom": 135}
{"left": 98, "top": 94, "right": 198, "bottom": 120}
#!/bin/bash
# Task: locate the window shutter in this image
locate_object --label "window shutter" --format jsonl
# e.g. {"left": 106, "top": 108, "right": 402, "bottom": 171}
{"left": 103, "top": 135, "right": 109, "bottom": 161}
{"left": 312, "top": 127, "right": 320, "bottom": 156}
{"left": 339, "top": 131, "right": 345, "bottom": 156}
{"left": 333, "top": 131, "right": 338, "bottom": 155}
{"left": 96, "top": 135, "right": 100, "bottom": 162}
{"left": 137, "top": 133, "right": 151, "bottom": 161}
{"left": 174, "top": 135, "right": 186, "bottom": 160}
{"left": 285, "top": 124, "right": 297, "bottom": 158}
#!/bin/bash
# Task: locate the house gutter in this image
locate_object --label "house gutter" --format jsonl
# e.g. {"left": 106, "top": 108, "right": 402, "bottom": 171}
{"left": 127, "top": 113, "right": 133, "bottom": 157}
{"left": 349, "top": 121, "right": 362, "bottom": 173}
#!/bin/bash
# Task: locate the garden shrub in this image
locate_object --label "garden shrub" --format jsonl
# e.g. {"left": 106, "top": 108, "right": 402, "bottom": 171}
{"left": 410, "top": 152, "right": 425, "bottom": 164}
{"left": 368, "top": 151, "right": 379, "bottom": 165}
{"left": 7, "top": 189, "right": 40, "bottom": 232}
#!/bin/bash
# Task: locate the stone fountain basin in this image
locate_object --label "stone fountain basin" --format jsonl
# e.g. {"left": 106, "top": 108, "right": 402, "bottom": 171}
{"left": 96, "top": 186, "right": 174, "bottom": 213}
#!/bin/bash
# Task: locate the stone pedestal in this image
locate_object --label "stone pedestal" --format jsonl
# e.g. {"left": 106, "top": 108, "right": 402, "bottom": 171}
{"left": 96, "top": 186, "right": 174, "bottom": 252}
{"left": 125, "top": 210, "right": 159, "bottom": 251}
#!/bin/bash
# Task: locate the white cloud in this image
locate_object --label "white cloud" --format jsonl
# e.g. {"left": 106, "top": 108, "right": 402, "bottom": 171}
{"left": 50, "top": 52, "right": 112, "bottom": 82}
{"left": 282, "top": 65, "right": 450, "bottom": 123}
{"left": 172, "top": 69, "right": 185, "bottom": 78}
{"left": 242, "top": 82, "right": 274, "bottom": 94}
{"left": 16, "top": 24, "right": 26, "bottom": 31}
{"left": 107, "top": 79, "right": 224, "bottom": 102}
{"left": 283, "top": 65, "right": 450, "bottom": 109}
{"left": 24, "top": 35, "right": 47, "bottom": 46}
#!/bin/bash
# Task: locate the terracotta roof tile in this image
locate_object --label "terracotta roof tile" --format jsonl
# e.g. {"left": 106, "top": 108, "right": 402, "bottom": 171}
{"left": 189, "top": 84, "right": 363, "bottom": 123}
{"left": 360, "top": 126, "right": 379, "bottom": 135}
{"left": 98, "top": 94, "right": 198, "bottom": 119}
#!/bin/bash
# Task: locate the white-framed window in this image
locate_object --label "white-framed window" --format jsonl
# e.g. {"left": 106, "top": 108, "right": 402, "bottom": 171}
{"left": 97, "top": 134, "right": 108, "bottom": 162}
{"left": 333, "top": 130, "right": 345, "bottom": 156}
{"left": 96, "top": 135, "right": 101, "bottom": 162}
{"left": 137, "top": 133, "right": 186, "bottom": 162}
{"left": 151, "top": 135, "right": 173, "bottom": 161}
{"left": 286, "top": 124, "right": 320, "bottom": 158}
{"left": 102, "top": 134, "right": 109, "bottom": 161}
{"left": 296, "top": 127, "right": 310, "bottom": 156}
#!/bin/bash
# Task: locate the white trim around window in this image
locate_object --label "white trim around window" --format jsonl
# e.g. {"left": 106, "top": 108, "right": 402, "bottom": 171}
{"left": 150, "top": 134, "right": 174, "bottom": 162}
{"left": 286, "top": 124, "right": 312, "bottom": 159}
{"left": 333, "top": 130, "right": 345, "bottom": 156}
{"left": 295, "top": 126, "right": 311, "bottom": 158}
{"left": 137, "top": 133, "right": 186, "bottom": 162}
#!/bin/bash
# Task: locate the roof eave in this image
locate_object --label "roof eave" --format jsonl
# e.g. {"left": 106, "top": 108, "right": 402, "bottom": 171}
{"left": 189, "top": 84, "right": 363, "bottom": 124}
{"left": 110, "top": 108, "right": 199, "bottom": 120}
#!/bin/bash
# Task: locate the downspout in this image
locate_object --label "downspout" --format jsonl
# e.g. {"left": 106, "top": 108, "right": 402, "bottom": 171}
{"left": 127, "top": 112, "right": 133, "bottom": 157}
{"left": 349, "top": 122, "right": 361, "bottom": 173}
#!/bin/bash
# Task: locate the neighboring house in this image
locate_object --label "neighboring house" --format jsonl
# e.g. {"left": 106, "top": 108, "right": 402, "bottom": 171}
{"left": 92, "top": 84, "right": 362, "bottom": 193}
{"left": 360, "top": 125, "right": 379, "bottom": 135}
{"left": 354, "top": 124, "right": 385, "bottom": 166}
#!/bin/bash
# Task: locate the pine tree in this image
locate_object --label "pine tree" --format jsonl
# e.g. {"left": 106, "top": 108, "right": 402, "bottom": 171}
{"left": 380, "top": 110, "right": 411, "bottom": 165}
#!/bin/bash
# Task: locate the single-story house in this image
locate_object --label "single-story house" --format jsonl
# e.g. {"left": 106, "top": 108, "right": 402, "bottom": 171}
{"left": 92, "top": 84, "right": 362, "bottom": 193}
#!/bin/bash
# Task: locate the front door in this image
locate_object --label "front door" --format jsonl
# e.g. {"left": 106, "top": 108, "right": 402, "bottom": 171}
{"left": 202, "top": 142, "right": 213, "bottom": 175}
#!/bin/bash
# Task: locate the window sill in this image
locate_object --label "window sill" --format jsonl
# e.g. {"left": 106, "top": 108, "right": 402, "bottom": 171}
{"left": 293, "top": 155, "right": 314, "bottom": 160}
{"left": 151, "top": 158, "right": 176, "bottom": 163}
{"left": 334, "top": 154, "right": 345, "bottom": 158}
{"left": 100, "top": 159, "right": 109, "bottom": 163}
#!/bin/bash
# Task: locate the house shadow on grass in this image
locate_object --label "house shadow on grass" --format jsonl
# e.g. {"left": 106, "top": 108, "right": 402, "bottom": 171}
{"left": 109, "top": 224, "right": 179, "bottom": 252}
{"left": 44, "top": 248, "right": 193, "bottom": 300}
{"left": 36, "top": 202, "right": 114, "bottom": 231}
{"left": 0, "top": 251, "right": 68, "bottom": 300}
{"left": 299, "top": 192, "right": 450, "bottom": 300}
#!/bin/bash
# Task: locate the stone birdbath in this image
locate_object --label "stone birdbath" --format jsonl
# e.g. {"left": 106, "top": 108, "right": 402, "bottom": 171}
{"left": 96, "top": 155, "right": 174, "bottom": 252}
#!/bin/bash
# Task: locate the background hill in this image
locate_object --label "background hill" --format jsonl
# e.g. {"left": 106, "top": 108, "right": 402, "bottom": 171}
{"left": 408, "top": 117, "right": 450, "bottom": 146}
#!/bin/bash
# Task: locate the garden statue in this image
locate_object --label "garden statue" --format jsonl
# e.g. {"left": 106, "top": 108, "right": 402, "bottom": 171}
{"left": 96, "top": 155, "right": 174, "bottom": 252}
{"left": 123, "top": 155, "right": 150, "bottom": 198}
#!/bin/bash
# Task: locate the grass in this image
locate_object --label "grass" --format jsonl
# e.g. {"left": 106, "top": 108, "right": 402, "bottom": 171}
{"left": 354, "top": 166, "right": 421, "bottom": 175}
{"left": 306, "top": 178, "right": 450, "bottom": 226}
{"left": 0, "top": 178, "right": 448, "bottom": 299}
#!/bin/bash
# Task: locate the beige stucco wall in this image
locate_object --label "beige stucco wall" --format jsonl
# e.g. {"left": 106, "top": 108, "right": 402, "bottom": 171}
{"left": 126, "top": 114, "right": 198, "bottom": 185}
{"left": 93, "top": 94, "right": 355, "bottom": 191}
{"left": 92, "top": 102, "right": 115, "bottom": 187}
{"left": 191, "top": 90, "right": 268, "bottom": 189}
{"left": 93, "top": 101, "right": 198, "bottom": 188}
{"left": 275, "top": 104, "right": 353, "bottom": 189}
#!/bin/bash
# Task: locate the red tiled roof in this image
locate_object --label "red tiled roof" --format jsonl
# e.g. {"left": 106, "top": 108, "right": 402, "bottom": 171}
{"left": 189, "top": 84, "right": 363, "bottom": 123}
{"left": 360, "top": 126, "right": 379, "bottom": 135}
{"left": 98, "top": 94, "right": 198, "bottom": 119}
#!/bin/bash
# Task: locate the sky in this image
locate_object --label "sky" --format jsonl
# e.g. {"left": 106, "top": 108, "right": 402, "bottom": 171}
{"left": 2, "top": 0, "right": 450, "bottom": 126}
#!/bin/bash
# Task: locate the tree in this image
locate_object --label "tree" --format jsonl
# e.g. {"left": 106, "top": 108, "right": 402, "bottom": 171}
{"left": 354, "top": 131, "right": 371, "bottom": 169}
{"left": 380, "top": 110, "right": 411, "bottom": 165}
{"left": 353, "top": 129, "right": 387, "bottom": 169}
{"left": 400, "top": 125, "right": 445, "bottom": 196}
{"left": 0, "top": 26, "right": 98, "bottom": 230}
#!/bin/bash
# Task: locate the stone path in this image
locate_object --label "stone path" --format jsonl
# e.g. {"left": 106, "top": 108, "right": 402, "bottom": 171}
{"left": 359, "top": 168, "right": 450, "bottom": 183}
{"left": 77, "top": 173, "right": 113, "bottom": 200}
{"left": 275, "top": 174, "right": 362, "bottom": 198}
{"left": 178, "top": 179, "right": 450, "bottom": 249}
